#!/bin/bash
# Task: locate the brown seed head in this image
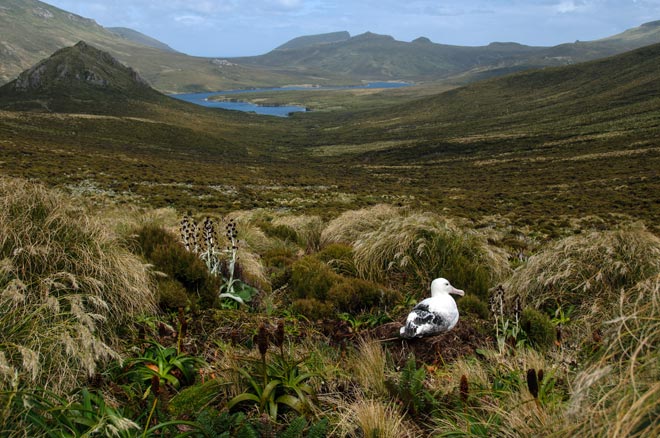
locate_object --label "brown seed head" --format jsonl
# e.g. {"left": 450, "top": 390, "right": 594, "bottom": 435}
{"left": 527, "top": 368, "right": 539, "bottom": 399}
{"left": 256, "top": 323, "right": 269, "bottom": 356}
{"left": 273, "top": 320, "right": 285, "bottom": 348}
{"left": 459, "top": 374, "right": 469, "bottom": 404}
{"left": 151, "top": 375, "right": 160, "bottom": 396}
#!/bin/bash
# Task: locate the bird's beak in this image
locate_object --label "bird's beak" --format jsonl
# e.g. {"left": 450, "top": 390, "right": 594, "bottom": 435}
{"left": 451, "top": 287, "right": 465, "bottom": 296}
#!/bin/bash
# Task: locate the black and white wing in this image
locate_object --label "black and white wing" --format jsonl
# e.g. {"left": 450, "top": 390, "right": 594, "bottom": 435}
{"left": 399, "top": 301, "right": 453, "bottom": 339}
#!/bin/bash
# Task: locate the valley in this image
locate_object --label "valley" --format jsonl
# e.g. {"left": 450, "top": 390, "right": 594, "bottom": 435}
{"left": 1, "top": 2, "right": 659, "bottom": 437}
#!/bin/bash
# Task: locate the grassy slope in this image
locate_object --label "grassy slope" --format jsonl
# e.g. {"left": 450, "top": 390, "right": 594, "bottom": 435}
{"left": 0, "top": 41, "right": 658, "bottom": 230}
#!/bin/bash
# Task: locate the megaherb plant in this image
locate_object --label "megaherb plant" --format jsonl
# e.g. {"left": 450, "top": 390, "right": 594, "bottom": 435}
{"left": 228, "top": 323, "right": 316, "bottom": 419}
{"left": 122, "top": 340, "right": 206, "bottom": 436}
{"left": 181, "top": 216, "right": 258, "bottom": 306}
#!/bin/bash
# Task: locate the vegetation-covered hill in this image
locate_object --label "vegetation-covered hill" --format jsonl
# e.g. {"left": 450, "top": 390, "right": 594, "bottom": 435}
{"left": 235, "top": 21, "right": 660, "bottom": 83}
{"left": 0, "top": 0, "right": 338, "bottom": 92}
{"left": 0, "top": 41, "right": 171, "bottom": 114}
{"left": 0, "top": 40, "right": 658, "bottom": 230}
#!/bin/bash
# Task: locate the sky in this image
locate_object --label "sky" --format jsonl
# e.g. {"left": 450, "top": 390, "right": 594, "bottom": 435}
{"left": 43, "top": 0, "right": 660, "bottom": 57}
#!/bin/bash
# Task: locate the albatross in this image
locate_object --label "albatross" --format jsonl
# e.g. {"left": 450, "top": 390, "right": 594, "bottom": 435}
{"left": 400, "top": 278, "right": 465, "bottom": 339}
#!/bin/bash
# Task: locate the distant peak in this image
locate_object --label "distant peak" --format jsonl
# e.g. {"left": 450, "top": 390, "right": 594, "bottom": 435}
{"left": 3, "top": 41, "right": 152, "bottom": 94}
{"left": 488, "top": 42, "right": 525, "bottom": 47}
{"left": 352, "top": 32, "right": 395, "bottom": 41}
{"left": 413, "top": 37, "right": 432, "bottom": 44}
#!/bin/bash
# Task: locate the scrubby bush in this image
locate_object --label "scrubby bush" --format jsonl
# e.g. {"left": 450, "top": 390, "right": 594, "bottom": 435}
{"left": 520, "top": 308, "right": 555, "bottom": 350}
{"left": 0, "top": 178, "right": 155, "bottom": 393}
{"left": 316, "top": 243, "right": 356, "bottom": 276}
{"left": 291, "top": 298, "right": 335, "bottom": 320}
{"left": 132, "top": 224, "right": 220, "bottom": 309}
{"left": 457, "top": 295, "right": 489, "bottom": 319}
{"left": 328, "top": 277, "right": 400, "bottom": 314}
{"left": 290, "top": 255, "right": 340, "bottom": 301}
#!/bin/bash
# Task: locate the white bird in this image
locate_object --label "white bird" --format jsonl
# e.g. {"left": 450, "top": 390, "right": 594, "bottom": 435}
{"left": 400, "top": 278, "right": 465, "bottom": 339}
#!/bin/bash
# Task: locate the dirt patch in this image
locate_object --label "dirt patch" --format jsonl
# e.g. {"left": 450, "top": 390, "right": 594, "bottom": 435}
{"left": 367, "top": 316, "right": 494, "bottom": 367}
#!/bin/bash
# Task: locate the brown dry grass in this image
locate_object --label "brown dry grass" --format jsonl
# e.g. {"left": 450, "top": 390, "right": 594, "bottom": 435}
{"left": 503, "top": 223, "right": 660, "bottom": 346}
{"left": 0, "top": 177, "right": 156, "bottom": 393}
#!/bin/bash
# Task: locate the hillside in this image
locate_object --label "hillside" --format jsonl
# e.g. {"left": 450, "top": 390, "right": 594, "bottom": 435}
{"left": 0, "top": 0, "right": 335, "bottom": 92}
{"left": 1, "top": 39, "right": 659, "bottom": 225}
{"left": 293, "top": 43, "right": 660, "bottom": 225}
{"left": 236, "top": 21, "right": 660, "bottom": 83}
{"left": 107, "top": 26, "right": 179, "bottom": 53}
{"left": 0, "top": 41, "right": 175, "bottom": 114}
{"left": 274, "top": 31, "right": 351, "bottom": 50}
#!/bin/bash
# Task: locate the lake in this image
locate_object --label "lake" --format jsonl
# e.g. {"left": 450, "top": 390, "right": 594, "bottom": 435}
{"left": 170, "top": 82, "right": 411, "bottom": 117}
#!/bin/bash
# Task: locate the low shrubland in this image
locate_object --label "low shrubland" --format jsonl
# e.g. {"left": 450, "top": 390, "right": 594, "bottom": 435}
{"left": 2, "top": 178, "right": 659, "bottom": 437}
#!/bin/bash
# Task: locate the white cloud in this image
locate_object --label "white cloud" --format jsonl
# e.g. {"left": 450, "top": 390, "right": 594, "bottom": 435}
{"left": 173, "top": 14, "right": 207, "bottom": 26}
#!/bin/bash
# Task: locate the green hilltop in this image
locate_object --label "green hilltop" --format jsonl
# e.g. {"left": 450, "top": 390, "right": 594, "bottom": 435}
{"left": 0, "top": 41, "right": 170, "bottom": 114}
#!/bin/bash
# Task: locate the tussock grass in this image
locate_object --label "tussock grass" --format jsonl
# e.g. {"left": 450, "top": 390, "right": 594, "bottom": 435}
{"left": 561, "top": 274, "right": 660, "bottom": 438}
{"left": 335, "top": 395, "right": 418, "bottom": 438}
{"left": 349, "top": 209, "right": 509, "bottom": 298}
{"left": 349, "top": 338, "right": 389, "bottom": 397}
{"left": 503, "top": 223, "right": 660, "bottom": 344}
{"left": 0, "top": 178, "right": 156, "bottom": 393}
{"left": 272, "top": 214, "right": 324, "bottom": 252}
{"left": 320, "top": 204, "right": 399, "bottom": 247}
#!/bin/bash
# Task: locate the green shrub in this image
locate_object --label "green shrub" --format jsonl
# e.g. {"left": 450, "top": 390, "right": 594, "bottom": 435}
{"left": 457, "top": 295, "right": 489, "bottom": 319}
{"left": 262, "top": 247, "right": 296, "bottom": 291}
{"left": 290, "top": 256, "right": 340, "bottom": 301}
{"left": 157, "top": 278, "right": 190, "bottom": 310}
{"left": 133, "top": 224, "right": 220, "bottom": 309}
{"left": 520, "top": 308, "right": 555, "bottom": 350}
{"left": 291, "top": 298, "right": 334, "bottom": 320}
{"left": 327, "top": 277, "right": 400, "bottom": 314}
{"left": 316, "top": 243, "right": 356, "bottom": 276}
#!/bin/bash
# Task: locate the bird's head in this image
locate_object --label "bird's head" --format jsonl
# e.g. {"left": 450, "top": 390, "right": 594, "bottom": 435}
{"left": 430, "top": 278, "right": 465, "bottom": 297}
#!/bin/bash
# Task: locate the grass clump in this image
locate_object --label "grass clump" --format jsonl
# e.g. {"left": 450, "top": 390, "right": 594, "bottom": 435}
{"left": 561, "top": 274, "right": 660, "bottom": 437}
{"left": 0, "top": 178, "right": 156, "bottom": 393}
{"left": 351, "top": 210, "right": 509, "bottom": 299}
{"left": 503, "top": 223, "right": 660, "bottom": 345}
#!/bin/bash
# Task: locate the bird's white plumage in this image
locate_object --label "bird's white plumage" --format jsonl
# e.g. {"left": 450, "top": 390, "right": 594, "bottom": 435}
{"left": 399, "top": 278, "right": 464, "bottom": 339}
